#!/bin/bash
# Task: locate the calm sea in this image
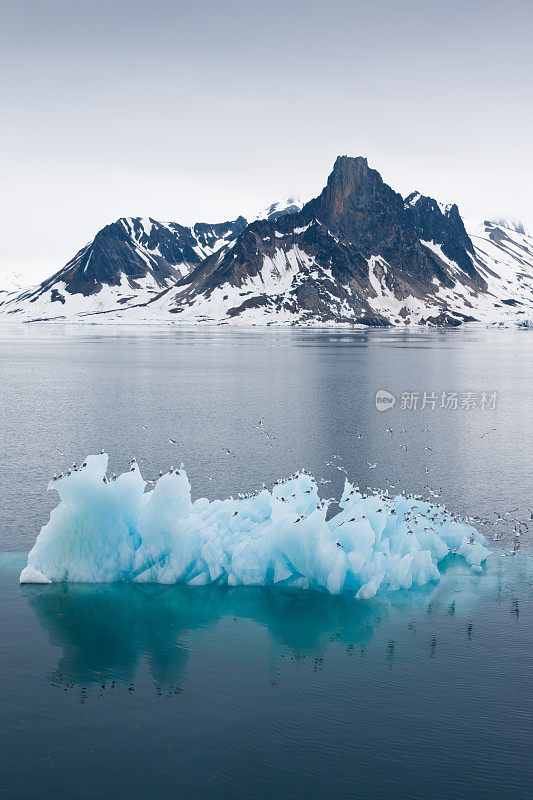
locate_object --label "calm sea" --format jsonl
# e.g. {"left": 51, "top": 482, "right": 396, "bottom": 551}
{"left": 0, "top": 325, "right": 531, "bottom": 798}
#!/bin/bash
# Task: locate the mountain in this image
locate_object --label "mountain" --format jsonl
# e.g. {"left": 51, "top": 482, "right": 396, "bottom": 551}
{"left": 1, "top": 216, "right": 247, "bottom": 320}
{"left": 1, "top": 157, "right": 532, "bottom": 326}
{"left": 163, "top": 157, "right": 532, "bottom": 326}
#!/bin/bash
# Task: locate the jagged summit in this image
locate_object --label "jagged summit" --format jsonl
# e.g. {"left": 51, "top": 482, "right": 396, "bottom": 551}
{"left": 311, "top": 156, "right": 390, "bottom": 222}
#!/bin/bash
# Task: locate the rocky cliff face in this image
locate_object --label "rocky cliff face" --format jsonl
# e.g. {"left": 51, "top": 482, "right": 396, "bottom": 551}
{"left": 404, "top": 192, "right": 477, "bottom": 279}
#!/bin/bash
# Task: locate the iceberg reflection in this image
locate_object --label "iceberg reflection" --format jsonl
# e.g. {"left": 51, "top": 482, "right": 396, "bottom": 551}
{"left": 20, "top": 556, "right": 505, "bottom": 692}
{"left": 22, "top": 583, "right": 389, "bottom": 689}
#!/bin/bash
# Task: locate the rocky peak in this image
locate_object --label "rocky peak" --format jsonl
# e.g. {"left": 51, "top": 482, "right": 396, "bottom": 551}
{"left": 304, "top": 156, "right": 406, "bottom": 243}
{"left": 404, "top": 192, "right": 476, "bottom": 276}
{"left": 316, "top": 156, "right": 395, "bottom": 222}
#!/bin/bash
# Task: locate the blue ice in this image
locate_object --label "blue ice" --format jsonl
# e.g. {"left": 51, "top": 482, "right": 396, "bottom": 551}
{"left": 20, "top": 454, "right": 491, "bottom": 598}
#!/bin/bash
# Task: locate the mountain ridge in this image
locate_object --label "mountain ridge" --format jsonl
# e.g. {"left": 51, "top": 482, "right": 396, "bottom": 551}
{"left": 1, "top": 156, "right": 532, "bottom": 327}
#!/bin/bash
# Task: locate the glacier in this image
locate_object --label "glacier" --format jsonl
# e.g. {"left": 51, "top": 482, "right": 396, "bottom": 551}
{"left": 20, "top": 454, "right": 491, "bottom": 597}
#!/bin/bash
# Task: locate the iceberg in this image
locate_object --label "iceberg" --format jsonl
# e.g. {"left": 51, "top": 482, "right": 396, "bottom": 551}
{"left": 20, "top": 454, "right": 491, "bottom": 598}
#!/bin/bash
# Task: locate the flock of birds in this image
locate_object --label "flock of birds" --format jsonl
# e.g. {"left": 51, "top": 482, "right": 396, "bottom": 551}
{"left": 50, "top": 420, "right": 529, "bottom": 557}
{"left": 51, "top": 451, "right": 187, "bottom": 487}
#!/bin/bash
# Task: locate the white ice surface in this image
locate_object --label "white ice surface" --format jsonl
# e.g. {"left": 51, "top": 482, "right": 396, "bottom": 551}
{"left": 20, "top": 454, "right": 491, "bottom": 598}
{"left": 19, "top": 564, "right": 52, "bottom": 584}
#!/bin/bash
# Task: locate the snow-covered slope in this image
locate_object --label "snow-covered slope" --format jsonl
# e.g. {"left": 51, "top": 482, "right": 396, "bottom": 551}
{"left": 457, "top": 220, "right": 533, "bottom": 325}
{"left": 0, "top": 269, "right": 24, "bottom": 296}
{"left": 490, "top": 219, "right": 530, "bottom": 237}
{"left": 254, "top": 197, "right": 303, "bottom": 222}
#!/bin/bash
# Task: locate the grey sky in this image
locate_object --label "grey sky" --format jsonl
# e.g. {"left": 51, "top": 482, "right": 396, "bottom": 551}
{"left": 1, "top": 0, "right": 532, "bottom": 281}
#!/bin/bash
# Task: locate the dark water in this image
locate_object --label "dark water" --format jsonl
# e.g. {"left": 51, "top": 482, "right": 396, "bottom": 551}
{"left": 1, "top": 554, "right": 531, "bottom": 800}
{"left": 0, "top": 325, "right": 532, "bottom": 798}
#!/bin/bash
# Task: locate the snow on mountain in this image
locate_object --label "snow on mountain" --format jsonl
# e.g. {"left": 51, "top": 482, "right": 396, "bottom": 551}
{"left": 464, "top": 220, "right": 533, "bottom": 322}
{"left": 162, "top": 157, "right": 527, "bottom": 327}
{"left": 489, "top": 219, "right": 530, "bottom": 237}
{"left": 160, "top": 159, "right": 532, "bottom": 327}
{"left": 0, "top": 269, "right": 24, "bottom": 295}
{"left": 1, "top": 158, "right": 532, "bottom": 327}
{"left": 254, "top": 198, "right": 303, "bottom": 222}
{"left": 0, "top": 215, "right": 247, "bottom": 321}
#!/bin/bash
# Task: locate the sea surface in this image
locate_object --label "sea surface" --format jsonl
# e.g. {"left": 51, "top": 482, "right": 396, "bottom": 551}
{"left": 0, "top": 324, "right": 531, "bottom": 799}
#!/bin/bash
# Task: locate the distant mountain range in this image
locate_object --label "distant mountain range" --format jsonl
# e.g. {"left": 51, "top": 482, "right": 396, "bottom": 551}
{"left": 1, "top": 156, "right": 532, "bottom": 326}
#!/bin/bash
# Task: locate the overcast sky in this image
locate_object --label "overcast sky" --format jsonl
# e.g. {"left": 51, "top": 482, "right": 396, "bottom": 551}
{"left": 1, "top": 0, "right": 531, "bottom": 282}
